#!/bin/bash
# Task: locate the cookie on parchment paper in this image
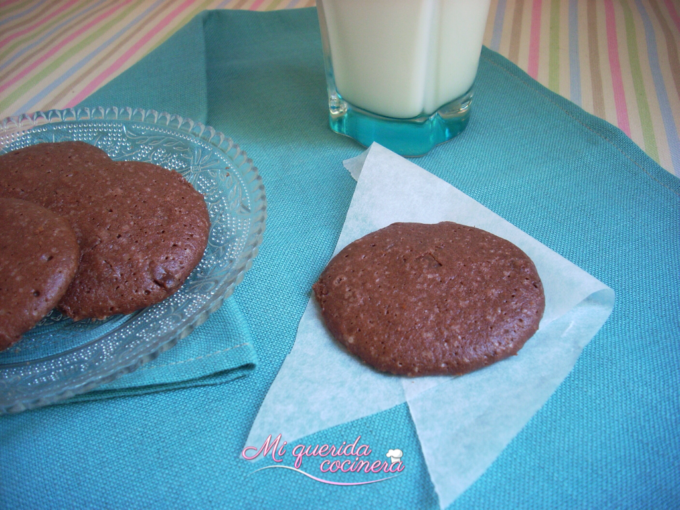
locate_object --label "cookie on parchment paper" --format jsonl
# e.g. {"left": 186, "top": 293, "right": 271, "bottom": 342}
{"left": 313, "top": 222, "right": 545, "bottom": 377}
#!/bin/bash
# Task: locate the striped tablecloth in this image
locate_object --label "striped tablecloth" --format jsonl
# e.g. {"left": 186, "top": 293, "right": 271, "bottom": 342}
{"left": 0, "top": 0, "right": 678, "bottom": 176}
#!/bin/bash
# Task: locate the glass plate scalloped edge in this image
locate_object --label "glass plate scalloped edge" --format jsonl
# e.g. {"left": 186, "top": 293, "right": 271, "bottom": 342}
{"left": 0, "top": 107, "right": 266, "bottom": 413}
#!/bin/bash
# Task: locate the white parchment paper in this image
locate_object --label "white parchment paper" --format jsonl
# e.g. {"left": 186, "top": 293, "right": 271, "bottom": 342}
{"left": 247, "top": 144, "right": 614, "bottom": 508}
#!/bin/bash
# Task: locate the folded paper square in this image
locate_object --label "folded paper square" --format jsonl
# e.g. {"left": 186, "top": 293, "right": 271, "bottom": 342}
{"left": 246, "top": 144, "right": 614, "bottom": 508}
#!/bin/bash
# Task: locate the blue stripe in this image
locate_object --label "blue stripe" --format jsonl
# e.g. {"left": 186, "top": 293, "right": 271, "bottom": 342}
{"left": 13, "top": 0, "right": 167, "bottom": 116}
{"left": 490, "top": 0, "right": 507, "bottom": 52}
{"left": 0, "top": 0, "right": 49, "bottom": 27}
{"left": 568, "top": 0, "right": 581, "bottom": 106}
{"left": 635, "top": 0, "right": 680, "bottom": 175}
{"left": 0, "top": 0, "right": 108, "bottom": 72}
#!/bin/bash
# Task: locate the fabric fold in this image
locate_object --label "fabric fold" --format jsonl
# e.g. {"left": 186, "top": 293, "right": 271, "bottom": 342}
{"left": 2, "top": 9, "right": 678, "bottom": 510}
{"left": 68, "top": 297, "right": 257, "bottom": 403}
{"left": 62, "top": 13, "right": 255, "bottom": 403}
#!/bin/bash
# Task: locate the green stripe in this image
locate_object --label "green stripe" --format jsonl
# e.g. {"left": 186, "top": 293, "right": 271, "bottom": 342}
{"left": 0, "top": 1, "right": 88, "bottom": 64}
{"left": 621, "top": 0, "right": 659, "bottom": 163}
{"left": 142, "top": 0, "right": 217, "bottom": 57}
{"left": 0, "top": 0, "right": 43, "bottom": 21}
{"left": 47, "top": 1, "right": 179, "bottom": 106}
{"left": 549, "top": 0, "right": 560, "bottom": 92}
{"left": 0, "top": 0, "right": 148, "bottom": 113}
{"left": 266, "top": 0, "right": 286, "bottom": 10}
{"left": 0, "top": 1, "right": 110, "bottom": 80}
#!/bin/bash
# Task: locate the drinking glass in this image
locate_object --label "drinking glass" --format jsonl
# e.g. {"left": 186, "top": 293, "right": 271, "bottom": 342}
{"left": 317, "top": 0, "right": 491, "bottom": 156}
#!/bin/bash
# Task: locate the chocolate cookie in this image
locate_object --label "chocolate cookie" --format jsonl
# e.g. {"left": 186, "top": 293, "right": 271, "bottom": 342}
{"left": 0, "top": 142, "right": 211, "bottom": 320}
{"left": 0, "top": 141, "right": 112, "bottom": 206}
{"left": 313, "top": 222, "right": 545, "bottom": 376}
{"left": 0, "top": 198, "right": 79, "bottom": 350}
{"left": 56, "top": 160, "right": 211, "bottom": 319}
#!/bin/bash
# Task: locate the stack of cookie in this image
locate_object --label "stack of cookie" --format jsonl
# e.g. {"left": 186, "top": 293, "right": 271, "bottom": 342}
{"left": 0, "top": 142, "right": 210, "bottom": 351}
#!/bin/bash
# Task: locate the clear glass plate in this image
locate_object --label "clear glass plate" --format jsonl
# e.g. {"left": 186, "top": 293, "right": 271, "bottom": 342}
{"left": 0, "top": 107, "right": 266, "bottom": 413}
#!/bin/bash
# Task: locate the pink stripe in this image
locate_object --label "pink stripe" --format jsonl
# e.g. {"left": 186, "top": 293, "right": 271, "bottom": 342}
{"left": 664, "top": 0, "right": 680, "bottom": 33}
{"left": 0, "top": 0, "right": 133, "bottom": 95}
{"left": 527, "top": 0, "right": 542, "bottom": 79}
{"left": 0, "top": 0, "right": 25, "bottom": 7}
{"left": 249, "top": 0, "right": 267, "bottom": 10}
{"left": 0, "top": 0, "right": 80, "bottom": 49}
{"left": 604, "top": 0, "right": 631, "bottom": 136}
{"left": 66, "top": 0, "right": 195, "bottom": 107}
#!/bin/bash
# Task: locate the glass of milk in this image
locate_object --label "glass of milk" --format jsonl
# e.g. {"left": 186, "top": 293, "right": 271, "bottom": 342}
{"left": 317, "top": 0, "right": 491, "bottom": 156}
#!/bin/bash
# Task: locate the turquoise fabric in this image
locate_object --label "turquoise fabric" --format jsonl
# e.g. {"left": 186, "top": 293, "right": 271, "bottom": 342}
{"left": 1, "top": 8, "right": 678, "bottom": 509}
{"left": 72, "top": 298, "right": 257, "bottom": 402}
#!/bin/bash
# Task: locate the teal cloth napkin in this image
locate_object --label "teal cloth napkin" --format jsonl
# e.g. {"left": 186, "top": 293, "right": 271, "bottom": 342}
{"left": 1, "top": 8, "right": 678, "bottom": 510}
{"left": 71, "top": 298, "right": 257, "bottom": 402}
{"left": 64, "top": 16, "right": 255, "bottom": 402}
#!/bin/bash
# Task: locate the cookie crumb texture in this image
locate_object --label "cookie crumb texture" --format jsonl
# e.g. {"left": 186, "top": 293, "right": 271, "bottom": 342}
{"left": 0, "top": 142, "right": 210, "bottom": 320}
{"left": 313, "top": 222, "right": 545, "bottom": 376}
{"left": 0, "top": 198, "right": 79, "bottom": 349}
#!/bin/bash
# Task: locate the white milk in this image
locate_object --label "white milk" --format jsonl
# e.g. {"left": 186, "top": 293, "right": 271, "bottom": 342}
{"left": 321, "top": 0, "right": 491, "bottom": 119}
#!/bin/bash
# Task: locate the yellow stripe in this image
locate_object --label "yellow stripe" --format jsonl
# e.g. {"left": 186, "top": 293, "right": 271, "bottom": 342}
{"left": 0, "top": 0, "right": 676, "bottom": 175}
{"left": 558, "top": 0, "right": 571, "bottom": 98}
{"left": 0, "top": 0, "right": 151, "bottom": 114}
{"left": 0, "top": 1, "right": 114, "bottom": 83}
{"left": 632, "top": 0, "right": 672, "bottom": 170}
{"left": 44, "top": 1, "right": 182, "bottom": 108}
{"left": 0, "top": 0, "right": 43, "bottom": 18}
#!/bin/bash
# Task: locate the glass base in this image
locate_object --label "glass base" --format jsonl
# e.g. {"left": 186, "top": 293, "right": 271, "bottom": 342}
{"left": 327, "top": 88, "right": 473, "bottom": 157}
